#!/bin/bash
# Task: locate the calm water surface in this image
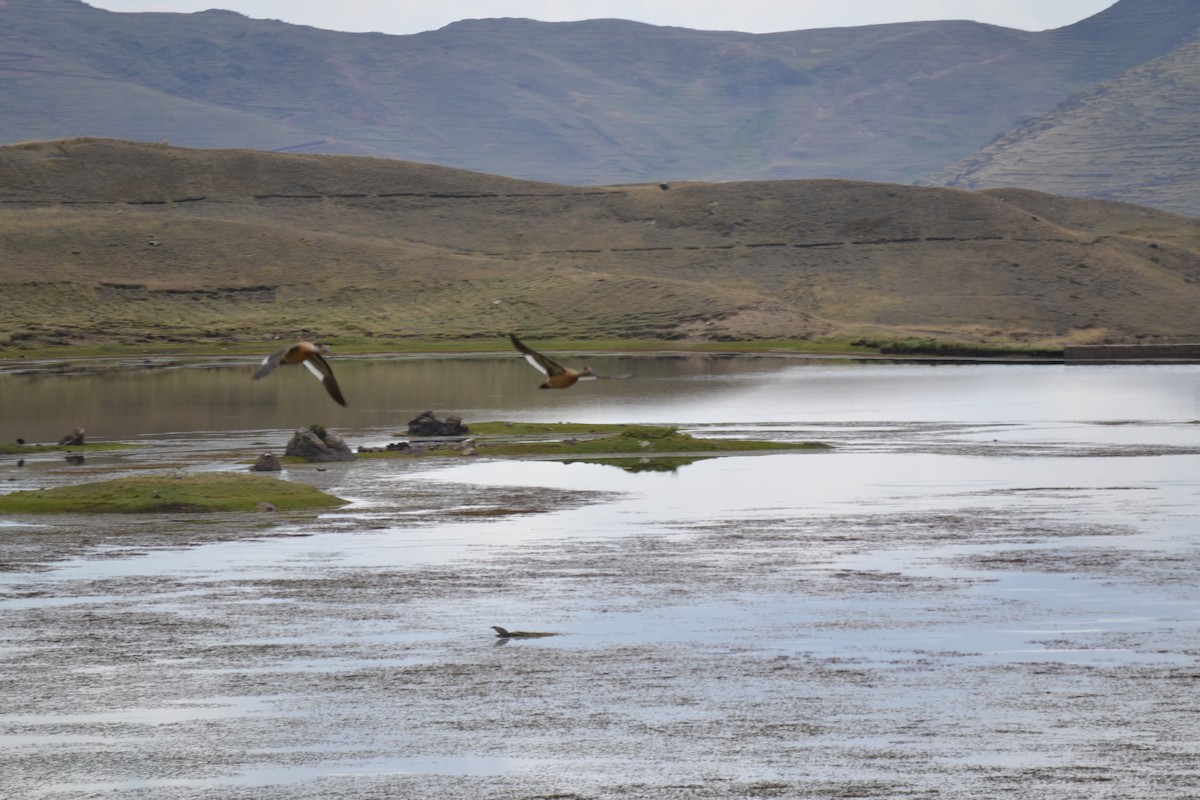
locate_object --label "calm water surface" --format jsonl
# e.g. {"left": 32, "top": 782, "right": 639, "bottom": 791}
{"left": 1, "top": 355, "right": 1198, "bottom": 442}
{"left": 1, "top": 356, "right": 1198, "bottom": 797}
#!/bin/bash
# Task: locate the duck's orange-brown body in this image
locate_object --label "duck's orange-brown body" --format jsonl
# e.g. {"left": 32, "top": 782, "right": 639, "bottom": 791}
{"left": 253, "top": 341, "right": 347, "bottom": 406}
{"left": 540, "top": 366, "right": 594, "bottom": 390}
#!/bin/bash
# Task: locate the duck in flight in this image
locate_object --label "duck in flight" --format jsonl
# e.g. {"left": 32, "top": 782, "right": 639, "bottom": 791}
{"left": 253, "top": 341, "right": 347, "bottom": 406}
{"left": 510, "top": 334, "right": 630, "bottom": 389}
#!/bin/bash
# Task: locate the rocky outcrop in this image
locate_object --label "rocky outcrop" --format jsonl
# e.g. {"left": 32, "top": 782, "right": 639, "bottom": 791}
{"left": 250, "top": 452, "right": 282, "bottom": 471}
{"left": 357, "top": 441, "right": 411, "bottom": 453}
{"left": 407, "top": 411, "right": 469, "bottom": 437}
{"left": 284, "top": 426, "right": 355, "bottom": 462}
{"left": 57, "top": 427, "right": 85, "bottom": 446}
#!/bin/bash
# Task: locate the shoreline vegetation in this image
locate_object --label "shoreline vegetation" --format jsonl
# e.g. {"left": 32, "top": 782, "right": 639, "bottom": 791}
{"left": 0, "top": 442, "right": 138, "bottom": 455}
{"left": 0, "top": 336, "right": 1066, "bottom": 365}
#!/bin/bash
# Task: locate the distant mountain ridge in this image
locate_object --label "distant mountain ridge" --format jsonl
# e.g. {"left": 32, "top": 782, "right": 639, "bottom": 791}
{"left": 1, "top": 0, "right": 1198, "bottom": 213}
{"left": 928, "top": 34, "right": 1200, "bottom": 217}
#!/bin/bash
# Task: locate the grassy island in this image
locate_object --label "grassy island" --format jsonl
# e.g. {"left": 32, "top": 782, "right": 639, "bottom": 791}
{"left": 356, "top": 422, "right": 829, "bottom": 461}
{"left": 0, "top": 472, "right": 347, "bottom": 513}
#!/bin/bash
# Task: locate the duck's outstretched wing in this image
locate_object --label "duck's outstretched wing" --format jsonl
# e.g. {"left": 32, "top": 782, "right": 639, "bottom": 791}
{"left": 510, "top": 334, "right": 566, "bottom": 377}
{"left": 302, "top": 352, "right": 348, "bottom": 407}
{"left": 252, "top": 345, "right": 292, "bottom": 380}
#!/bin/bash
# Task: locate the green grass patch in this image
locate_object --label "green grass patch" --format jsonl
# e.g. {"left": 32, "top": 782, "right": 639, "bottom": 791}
{"left": 472, "top": 427, "right": 827, "bottom": 457}
{"left": 0, "top": 442, "right": 140, "bottom": 455}
{"left": 0, "top": 471, "right": 347, "bottom": 513}
{"left": 355, "top": 421, "right": 829, "bottom": 460}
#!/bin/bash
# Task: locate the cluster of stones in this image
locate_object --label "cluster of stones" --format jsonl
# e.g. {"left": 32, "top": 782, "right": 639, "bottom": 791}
{"left": 406, "top": 411, "right": 469, "bottom": 437}
{"left": 356, "top": 441, "right": 412, "bottom": 453}
{"left": 251, "top": 412, "right": 475, "bottom": 469}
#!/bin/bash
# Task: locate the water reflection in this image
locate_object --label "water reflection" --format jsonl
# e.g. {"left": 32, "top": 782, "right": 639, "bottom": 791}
{"left": 1, "top": 356, "right": 1198, "bottom": 443}
{"left": 565, "top": 456, "right": 703, "bottom": 473}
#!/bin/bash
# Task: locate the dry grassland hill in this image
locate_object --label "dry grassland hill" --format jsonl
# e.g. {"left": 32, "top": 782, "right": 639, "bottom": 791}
{"left": 1, "top": 138, "right": 1199, "bottom": 350}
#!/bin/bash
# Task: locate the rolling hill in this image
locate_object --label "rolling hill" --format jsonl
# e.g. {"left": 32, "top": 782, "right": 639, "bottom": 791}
{"left": 2, "top": 139, "right": 1197, "bottom": 352}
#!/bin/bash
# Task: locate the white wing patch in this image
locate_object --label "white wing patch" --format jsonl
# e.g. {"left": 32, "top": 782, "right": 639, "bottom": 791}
{"left": 523, "top": 353, "right": 549, "bottom": 376}
{"left": 302, "top": 359, "right": 327, "bottom": 382}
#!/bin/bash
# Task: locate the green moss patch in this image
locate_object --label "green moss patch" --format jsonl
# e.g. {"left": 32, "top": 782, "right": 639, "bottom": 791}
{"left": 0, "top": 442, "right": 140, "bottom": 455}
{"left": 356, "top": 422, "right": 828, "bottom": 461}
{"left": 473, "top": 426, "right": 828, "bottom": 457}
{"left": 466, "top": 421, "right": 635, "bottom": 436}
{"left": 0, "top": 472, "right": 347, "bottom": 513}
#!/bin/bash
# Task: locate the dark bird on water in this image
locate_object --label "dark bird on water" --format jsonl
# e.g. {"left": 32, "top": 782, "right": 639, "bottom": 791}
{"left": 510, "top": 334, "right": 630, "bottom": 389}
{"left": 492, "top": 625, "right": 558, "bottom": 638}
{"left": 253, "top": 341, "right": 347, "bottom": 407}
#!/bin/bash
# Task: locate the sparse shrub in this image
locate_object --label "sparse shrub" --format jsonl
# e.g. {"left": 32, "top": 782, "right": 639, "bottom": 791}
{"left": 854, "top": 337, "right": 1061, "bottom": 358}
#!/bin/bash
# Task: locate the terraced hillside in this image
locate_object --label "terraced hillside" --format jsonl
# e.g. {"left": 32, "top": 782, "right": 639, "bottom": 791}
{"left": 2, "top": 139, "right": 1198, "bottom": 351}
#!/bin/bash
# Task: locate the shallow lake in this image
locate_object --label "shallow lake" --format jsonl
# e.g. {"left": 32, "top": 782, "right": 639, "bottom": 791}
{"left": 1, "top": 356, "right": 1198, "bottom": 799}
{"left": 2, "top": 353, "right": 1199, "bottom": 441}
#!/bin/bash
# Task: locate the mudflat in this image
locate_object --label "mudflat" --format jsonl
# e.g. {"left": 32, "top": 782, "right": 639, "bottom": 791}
{"left": 2, "top": 402, "right": 1197, "bottom": 798}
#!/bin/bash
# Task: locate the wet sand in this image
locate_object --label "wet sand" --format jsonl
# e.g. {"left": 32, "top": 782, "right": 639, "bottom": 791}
{"left": 2, "top": 415, "right": 1199, "bottom": 799}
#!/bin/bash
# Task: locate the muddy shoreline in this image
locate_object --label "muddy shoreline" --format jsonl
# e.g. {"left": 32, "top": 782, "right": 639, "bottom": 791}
{"left": 2, "top": 409, "right": 1198, "bottom": 799}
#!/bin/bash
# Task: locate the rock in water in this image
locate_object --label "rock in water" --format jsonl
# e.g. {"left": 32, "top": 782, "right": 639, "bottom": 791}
{"left": 250, "top": 452, "right": 282, "bottom": 471}
{"left": 285, "top": 426, "right": 356, "bottom": 462}
{"left": 57, "top": 427, "right": 85, "bottom": 446}
{"left": 407, "top": 411, "right": 469, "bottom": 437}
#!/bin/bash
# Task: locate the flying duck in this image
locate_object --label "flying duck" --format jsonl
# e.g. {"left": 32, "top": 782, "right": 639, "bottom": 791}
{"left": 510, "top": 334, "right": 630, "bottom": 389}
{"left": 253, "top": 341, "right": 347, "bottom": 406}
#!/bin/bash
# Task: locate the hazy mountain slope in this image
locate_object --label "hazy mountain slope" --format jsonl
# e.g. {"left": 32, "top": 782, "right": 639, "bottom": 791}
{"left": 928, "top": 35, "right": 1200, "bottom": 216}
{"left": 2, "top": 139, "right": 1197, "bottom": 350}
{"left": 1, "top": 0, "right": 1198, "bottom": 188}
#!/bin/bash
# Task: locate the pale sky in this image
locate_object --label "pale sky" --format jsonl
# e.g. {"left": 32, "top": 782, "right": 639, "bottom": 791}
{"left": 85, "top": 1, "right": 1118, "bottom": 36}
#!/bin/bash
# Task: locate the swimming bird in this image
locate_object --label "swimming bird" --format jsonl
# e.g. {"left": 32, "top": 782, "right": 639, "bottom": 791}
{"left": 510, "top": 334, "right": 629, "bottom": 389}
{"left": 253, "top": 341, "right": 347, "bottom": 406}
{"left": 492, "top": 626, "right": 558, "bottom": 638}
